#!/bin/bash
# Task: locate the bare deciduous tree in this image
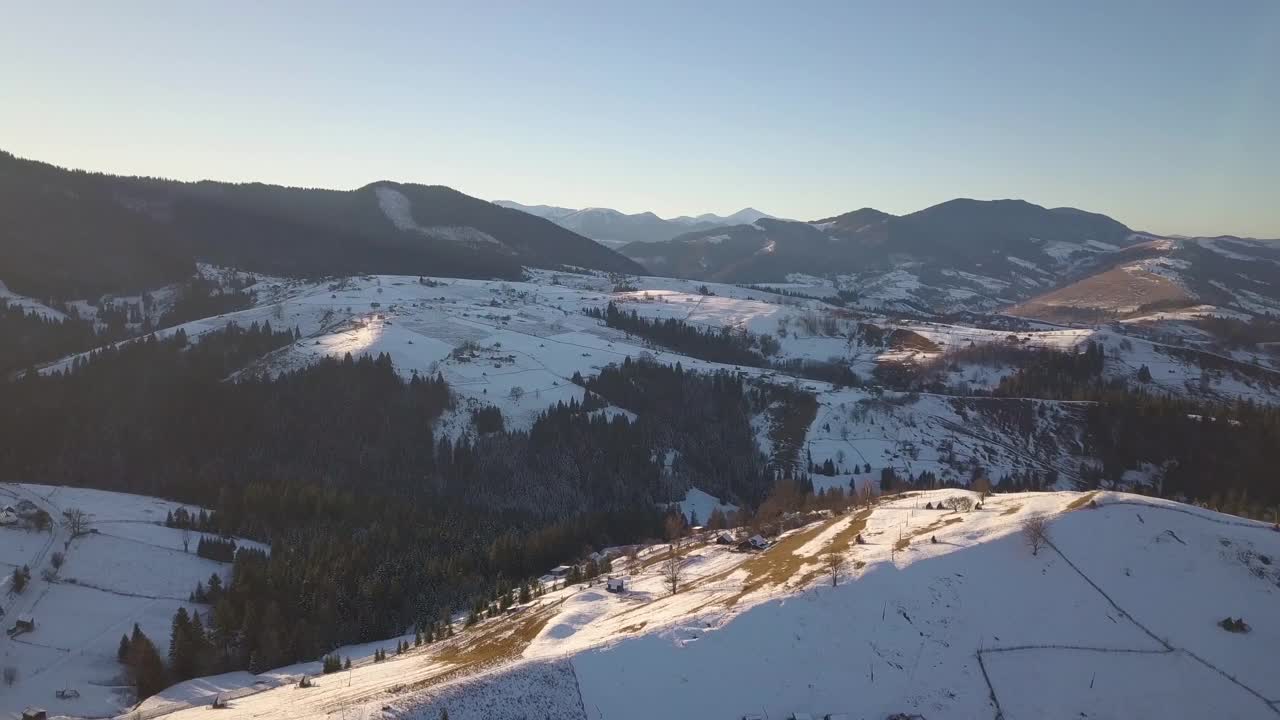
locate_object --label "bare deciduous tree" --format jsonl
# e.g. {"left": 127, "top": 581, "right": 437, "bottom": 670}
{"left": 663, "top": 539, "right": 684, "bottom": 595}
{"left": 3, "top": 666, "right": 16, "bottom": 686}
{"left": 63, "top": 508, "right": 91, "bottom": 538}
{"left": 1023, "top": 515, "right": 1050, "bottom": 556}
{"left": 181, "top": 526, "right": 192, "bottom": 553}
{"left": 944, "top": 496, "right": 975, "bottom": 513}
{"left": 823, "top": 550, "right": 847, "bottom": 587}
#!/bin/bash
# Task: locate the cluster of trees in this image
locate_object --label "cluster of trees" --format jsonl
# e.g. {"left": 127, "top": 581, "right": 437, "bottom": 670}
{"left": 117, "top": 624, "right": 168, "bottom": 699}
{"left": 587, "top": 302, "right": 861, "bottom": 388}
{"left": 1195, "top": 315, "right": 1280, "bottom": 348}
{"left": 993, "top": 341, "right": 1106, "bottom": 399}
{"left": 1, "top": 323, "right": 832, "bottom": 698}
{"left": 978, "top": 343, "right": 1280, "bottom": 511}
{"left": 586, "top": 302, "right": 772, "bottom": 366}
{"left": 0, "top": 301, "right": 110, "bottom": 376}
{"left": 574, "top": 357, "right": 782, "bottom": 507}
{"left": 196, "top": 536, "right": 237, "bottom": 563}
{"left": 165, "top": 506, "right": 215, "bottom": 531}
{"left": 157, "top": 275, "right": 254, "bottom": 328}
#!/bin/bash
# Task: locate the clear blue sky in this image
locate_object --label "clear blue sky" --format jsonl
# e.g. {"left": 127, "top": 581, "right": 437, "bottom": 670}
{"left": 2, "top": 1, "right": 1277, "bottom": 236}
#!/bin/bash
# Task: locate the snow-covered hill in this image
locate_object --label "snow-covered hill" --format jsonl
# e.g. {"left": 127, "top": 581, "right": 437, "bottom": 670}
{"left": 11, "top": 263, "right": 1280, "bottom": 718}
{"left": 29, "top": 267, "right": 1280, "bottom": 483}
{"left": 148, "top": 490, "right": 1280, "bottom": 720}
{"left": 0, "top": 484, "right": 265, "bottom": 718}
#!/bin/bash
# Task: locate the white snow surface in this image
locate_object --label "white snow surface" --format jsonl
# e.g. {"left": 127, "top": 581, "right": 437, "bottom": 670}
{"left": 136, "top": 490, "right": 1280, "bottom": 720}
{"left": 0, "top": 484, "right": 265, "bottom": 719}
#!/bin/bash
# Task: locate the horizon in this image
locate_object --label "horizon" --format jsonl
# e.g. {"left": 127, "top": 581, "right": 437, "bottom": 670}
{"left": 2, "top": 1, "right": 1278, "bottom": 237}
{"left": 12, "top": 145, "right": 1275, "bottom": 239}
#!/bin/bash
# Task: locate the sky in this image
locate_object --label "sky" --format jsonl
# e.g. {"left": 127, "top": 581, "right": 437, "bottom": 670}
{"left": 2, "top": 0, "right": 1278, "bottom": 237}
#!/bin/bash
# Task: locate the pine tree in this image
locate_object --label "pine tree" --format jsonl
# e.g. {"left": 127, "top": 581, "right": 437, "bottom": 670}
{"left": 126, "top": 626, "right": 166, "bottom": 700}
{"left": 169, "top": 607, "right": 195, "bottom": 680}
{"left": 118, "top": 633, "right": 131, "bottom": 663}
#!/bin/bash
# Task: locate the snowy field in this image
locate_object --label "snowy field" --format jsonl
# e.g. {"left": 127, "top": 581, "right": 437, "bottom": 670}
{"left": 140, "top": 490, "right": 1280, "bottom": 720}
{"left": 0, "top": 484, "right": 263, "bottom": 718}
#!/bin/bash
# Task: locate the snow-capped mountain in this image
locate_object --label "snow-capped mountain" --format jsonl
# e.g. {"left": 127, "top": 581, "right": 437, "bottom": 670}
{"left": 670, "top": 207, "right": 777, "bottom": 226}
{"left": 489, "top": 200, "right": 578, "bottom": 222}
{"left": 493, "top": 200, "right": 779, "bottom": 248}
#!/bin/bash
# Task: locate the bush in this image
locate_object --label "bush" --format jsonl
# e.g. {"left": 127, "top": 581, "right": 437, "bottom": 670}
{"left": 2, "top": 666, "right": 15, "bottom": 686}
{"left": 50, "top": 551, "right": 65, "bottom": 569}
{"left": 1219, "top": 617, "right": 1251, "bottom": 633}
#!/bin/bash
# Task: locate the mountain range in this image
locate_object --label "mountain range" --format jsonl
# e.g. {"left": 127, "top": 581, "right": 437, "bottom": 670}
{"left": 7, "top": 148, "right": 1280, "bottom": 324}
{"left": 493, "top": 200, "right": 776, "bottom": 248}
{"left": 0, "top": 151, "right": 642, "bottom": 299}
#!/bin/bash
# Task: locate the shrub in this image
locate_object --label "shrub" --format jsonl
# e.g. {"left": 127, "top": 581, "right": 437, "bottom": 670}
{"left": 1219, "top": 617, "right": 1251, "bottom": 633}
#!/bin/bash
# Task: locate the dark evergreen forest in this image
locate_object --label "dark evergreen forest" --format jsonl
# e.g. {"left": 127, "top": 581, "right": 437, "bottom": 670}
{"left": 0, "top": 324, "right": 800, "bottom": 693}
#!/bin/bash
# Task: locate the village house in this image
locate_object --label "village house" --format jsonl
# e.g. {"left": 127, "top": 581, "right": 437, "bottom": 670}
{"left": 8, "top": 614, "right": 35, "bottom": 637}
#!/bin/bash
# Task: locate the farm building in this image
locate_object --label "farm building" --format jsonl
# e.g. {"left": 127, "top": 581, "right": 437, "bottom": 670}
{"left": 605, "top": 577, "right": 626, "bottom": 593}
{"left": 8, "top": 614, "right": 35, "bottom": 636}
{"left": 21, "top": 708, "right": 46, "bottom": 720}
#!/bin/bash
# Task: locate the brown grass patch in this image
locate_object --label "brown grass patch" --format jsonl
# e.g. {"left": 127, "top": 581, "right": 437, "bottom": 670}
{"left": 893, "top": 515, "right": 964, "bottom": 551}
{"left": 434, "top": 602, "right": 559, "bottom": 667}
{"left": 1000, "top": 503, "right": 1023, "bottom": 516}
{"left": 724, "top": 509, "right": 873, "bottom": 606}
{"left": 631, "top": 540, "right": 709, "bottom": 573}
{"left": 616, "top": 621, "right": 648, "bottom": 635}
{"left": 1008, "top": 262, "right": 1192, "bottom": 323}
{"left": 887, "top": 328, "right": 942, "bottom": 353}
{"left": 1065, "top": 491, "right": 1099, "bottom": 512}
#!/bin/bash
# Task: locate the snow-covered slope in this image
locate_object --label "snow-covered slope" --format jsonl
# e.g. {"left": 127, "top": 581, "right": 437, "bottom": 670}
{"left": 0, "top": 484, "right": 266, "bottom": 718}
{"left": 150, "top": 491, "right": 1280, "bottom": 720}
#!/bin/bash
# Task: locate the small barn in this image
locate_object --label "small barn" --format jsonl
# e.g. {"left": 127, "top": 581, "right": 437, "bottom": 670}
{"left": 748, "top": 534, "right": 769, "bottom": 550}
{"left": 549, "top": 565, "right": 573, "bottom": 578}
{"left": 715, "top": 532, "right": 736, "bottom": 545}
{"left": 9, "top": 614, "right": 35, "bottom": 636}
{"left": 605, "top": 576, "right": 626, "bottom": 593}
{"left": 21, "top": 708, "right": 46, "bottom": 720}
